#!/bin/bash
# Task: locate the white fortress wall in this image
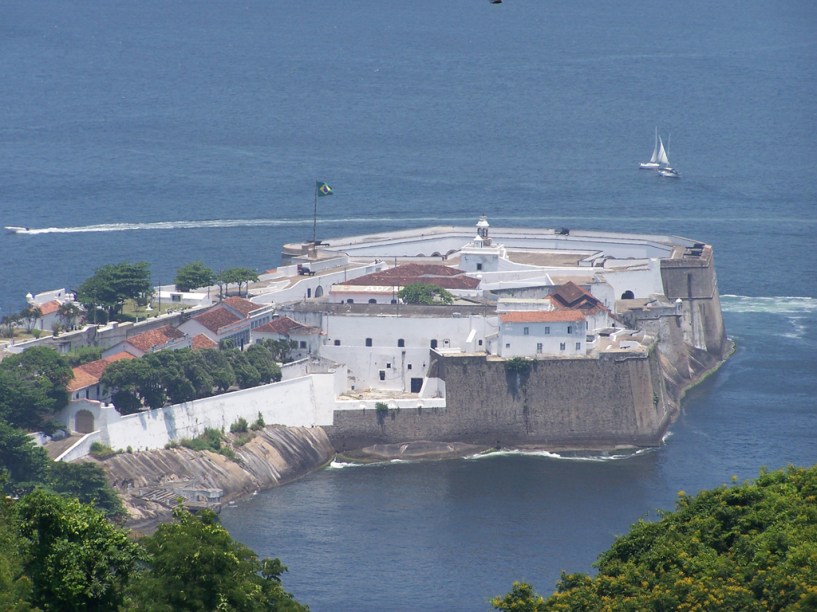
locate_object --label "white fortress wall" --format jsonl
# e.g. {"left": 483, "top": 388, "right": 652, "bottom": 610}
{"left": 318, "top": 314, "right": 490, "bottom": 391}
{"left": 58, "top": 369, "right": 346, "bottom": 453}
{"left": 596, "top": 261, "right": 665, "bottom": 300}
{"left": 250, "top": 261, "right": 384, "bottom": 305}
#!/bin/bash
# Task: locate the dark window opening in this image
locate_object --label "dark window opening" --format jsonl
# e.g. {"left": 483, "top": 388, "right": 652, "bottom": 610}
{"left": 334, "top": 339, "right": 341, "bottom": 346}
{"left": 398, "top": 338, "right": 405, "bottom": 347}
{"left": 430, "top": 339, "right": 438, "bottom": 349}
{"left": 365, "top": 338, "right": 372, "bottom": 347}
{"left": 379, "top": 370, "right": 386, "bottom": 381}
{"left": 621, "top": 290, "right": 635, "bottom": 300}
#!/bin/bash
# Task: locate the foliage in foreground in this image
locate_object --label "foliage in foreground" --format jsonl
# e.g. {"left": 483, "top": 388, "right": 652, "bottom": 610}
{"left": 398, "top": 282, "right": 454, "bottom": 305}
{"left": 1, "top": 491, "right": 305, "bottom": 611}
{"left": 492, "top": 464, "right": 817, "bottom": 611}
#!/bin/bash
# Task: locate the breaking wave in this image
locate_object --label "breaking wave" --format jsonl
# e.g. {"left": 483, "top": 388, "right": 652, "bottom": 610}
{"left": 720, "top": 295, "right": 817, "bottom": 315}
{"left": 466, "top": 447, "right": 657, "bottom": 462}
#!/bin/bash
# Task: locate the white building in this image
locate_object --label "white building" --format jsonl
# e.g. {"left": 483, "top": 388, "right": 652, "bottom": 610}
{"left": 496, "top": 310, "right": 588, "bottom": 358}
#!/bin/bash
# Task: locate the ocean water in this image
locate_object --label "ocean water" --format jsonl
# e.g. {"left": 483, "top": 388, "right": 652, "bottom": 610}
{"left": 2, "top": 1, "right": 816, "bottom": 609}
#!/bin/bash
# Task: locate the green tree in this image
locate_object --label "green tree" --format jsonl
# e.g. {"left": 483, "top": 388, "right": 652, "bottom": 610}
{"left": 491, "top": 581, "right": 545, "bottom": 612}
{"left": 0, "top": 488, "right": 33, "bottom": 611}
{"left": 47, "top": 462, "right": 125, "bottom": 521}
{"left": 200, "top": 348, "right": 236, "bottom": 392}
{"left": 19, "top": 304, "right": 41, "bottom": 333}
{"left": 130, "top": 505, "right": 306, "bottom": 611}
{"left": 0, "top": 422, "right": 50, "bottom": 496}
{"left": 66, "top": 345, "right": 102, "bottom": 367}
{"left": 496, "top": 465, "right": 817, "bottom": 611}
{"left": 78, "top": 261, "right": 152, "bottom": 320}
{"left": 0, "top": 347, "right": 72, "bottom": 428}
{"left": 225, "top": 350, "right": 262, "bottom": 389}
{"left": 57, "top": 302, "right": 83, "bottom": 331}
{"left": 16, "top": 489, "right": 142, "bottom": 611}
{"left": 398, "top": 282, "right": 454, "bottom": 305}
{"left": 245, "top": 344, "right": 282, "bottom": 384}
{"left": 174, "top": 261, "right": 215, "bottom": 292}
{"left": 218, "top": 267, "right": 259, "bottom": 298}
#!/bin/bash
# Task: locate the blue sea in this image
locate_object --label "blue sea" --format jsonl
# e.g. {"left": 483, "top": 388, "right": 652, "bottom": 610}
{"left": 2, "top": 1, "right": 816, "bottom": 609}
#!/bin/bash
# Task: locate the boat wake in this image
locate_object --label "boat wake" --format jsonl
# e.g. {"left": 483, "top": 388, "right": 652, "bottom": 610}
{"left": 721, "top": 295, "right": 817, "bottom": 315}
{"left": 721, "top": 295, "right": 815, "bottom": 341}
{"left": 466, "top": 447, "right": 657, "bottom": 462}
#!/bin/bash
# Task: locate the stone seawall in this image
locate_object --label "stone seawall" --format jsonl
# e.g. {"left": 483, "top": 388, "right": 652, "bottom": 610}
{"left": 327, "top": 349, "right": 675, "bottom": 453}
{"left": 92, "top": 426, "right": 334, "bottom": 531}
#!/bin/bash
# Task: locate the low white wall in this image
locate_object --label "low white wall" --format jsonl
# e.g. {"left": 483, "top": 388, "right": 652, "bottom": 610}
{"left": 57, "top": 431, "right": 102, "bottom": 462}
{"left": 333, "top": 397, "right": 446, "bottom": 411}
{"left": 58, "top": 368, "right": 346, "bottom": 453}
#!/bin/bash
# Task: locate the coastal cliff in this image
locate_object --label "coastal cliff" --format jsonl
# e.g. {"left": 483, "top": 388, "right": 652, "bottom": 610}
{"left": 92, "top": 426, "right": 333, "bottom": 531}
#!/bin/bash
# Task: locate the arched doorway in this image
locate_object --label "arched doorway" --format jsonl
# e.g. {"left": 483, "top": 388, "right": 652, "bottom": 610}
{"left": 75, "top": 410, "right": 95, "bottom": 434}
{"left": 621, "top": 290, "right": 635, "bottom": 299}
{"left": 314, "top": 285, "right": 324, "bottom": 298}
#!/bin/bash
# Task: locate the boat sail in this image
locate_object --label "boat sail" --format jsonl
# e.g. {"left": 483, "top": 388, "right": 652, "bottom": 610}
{"left": 656, "top": 133, "right": 680, "bottom": 178}
{"left": 639, "top": 128, "right": 662, "bottom": 169}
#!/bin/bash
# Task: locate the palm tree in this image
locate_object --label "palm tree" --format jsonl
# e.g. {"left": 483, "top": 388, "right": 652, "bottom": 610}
{"left": 20, "top": 303, "right": 42, "bottom": 332}
{"left": 58, "top": 302, "right": 83, "bottom": 331}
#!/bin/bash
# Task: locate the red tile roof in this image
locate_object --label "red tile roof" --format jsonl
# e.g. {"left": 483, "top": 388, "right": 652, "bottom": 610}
{"left": 500, "top": 310, "right": 586, "bottom": 324}
{"left": 67, "top": 352, "right": 135, "bottom": 392}
{"left": 222, "top": 297, "right": 261, "bottom": 317}
{"left": 341, "top": 263, "right": 480, "bottom": 290}
{"left": 126, "top": 325, "right": 185, "bottom": 353}
{"left": 191, "top": 334, "right": 217, "bottom": 350}
{"left": 38, "top": 300, "right": 61, "bottom": 316}
{"left": 255, "top": 317, "right": 318, "bottom": 336}
{"left": 193, "top": 306, "right": 241, "bottom": 333}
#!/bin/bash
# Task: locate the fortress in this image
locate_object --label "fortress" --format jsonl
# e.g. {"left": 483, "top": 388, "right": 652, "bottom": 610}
{"left": 50, "top": 217, "right": 729, "bottom": 463}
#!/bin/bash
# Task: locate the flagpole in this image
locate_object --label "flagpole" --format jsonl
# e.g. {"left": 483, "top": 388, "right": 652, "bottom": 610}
{"left": 312, "top": 180, "right": 318, "bottom": 246}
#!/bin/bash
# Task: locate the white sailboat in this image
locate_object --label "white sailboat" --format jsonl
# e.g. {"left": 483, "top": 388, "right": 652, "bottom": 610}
{"left": 656, "top": 133, "right": 680, "bottom": 178}
{"left": 639, "top": 127, "right": 662, "bottom": 169}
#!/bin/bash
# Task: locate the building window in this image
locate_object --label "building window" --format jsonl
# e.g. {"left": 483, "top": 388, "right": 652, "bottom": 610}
{"left": 334, "top": 339, "right": 341, "bottom": 346}
{"left": 567, "top": 326, "right": 573, "bottom": 334}
{"left": 365, "top": 338, "right": 372, "bottom": 347}
{"left": 478, "top": 339, "right": 483, "bottom": 346}
{"left": 379, "top": 370, "right": 386, "bottom": 381}
{"left": 536, "top": 343, "right": 543, "bottom": 353}
{"left": 523, "top": 327, "right": 529, "bottom": 336}
{"left": 505, "top": 343, "right": 511, "bottom": 349}
{"left": 560, "top": 342, "right": 566, "bottom": 351}
{"left": 408, "top": 364, "right": 412, "bottom": 370}
{"left": 430, "top": 339, "right": 438, "bottom": 349}
{"left": 545, "top": 326, "right": 550, "bottom": 335}
{"left": 368, "top": 299, "right": 377, "bottom": 304}
{"left": 476, "top": 263, "right": 483, "bottom": 271}
{"left": 575, "top": 342, "right": 581, "bottom": 350}
{"left": 300, "top": 341, "right": 307, "bottom": 349}
{"left": 386, "top": 363, "right": 391, "bottom": 369}
{"left": 346, "top": 299, "right": 354, "bottom": 304}
{"left": 398, "top": 338, "right": 405, "bottom": 347}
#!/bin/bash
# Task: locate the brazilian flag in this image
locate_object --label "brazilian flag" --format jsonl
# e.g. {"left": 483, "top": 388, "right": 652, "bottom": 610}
{"left": 316, "top": 181, "right": 333, "bottom": 197}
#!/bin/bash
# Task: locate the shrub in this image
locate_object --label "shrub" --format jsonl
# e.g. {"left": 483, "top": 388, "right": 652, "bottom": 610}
{"left": 180, "top": 428, "right": 222, "bottom": 452}
{"left": 89, "top": 441, "right": 116, "bottom": 460}
{"left": 505, "top": 357, "right": 532, "bottom": 374}
{"left": 230, "top": 417, "right": 248, "bottom": 434}
{"left": 375, "top": 402, "right": 389, "bottom": 415}
{"left": 250, "top": 412, "right": 265, "bottom": 431}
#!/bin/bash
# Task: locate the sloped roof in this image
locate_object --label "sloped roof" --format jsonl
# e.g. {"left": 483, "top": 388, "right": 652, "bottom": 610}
{"left": 67, "top": 352, "right": 135, "bottom": 392}
{"left": 222, "top": 296, "right": 261, "bottom": 317}
{"left": 39, "top": 300, "right": 62, "bottom": 316}
{"left": 255, "top": 316, "right": 319, "bottom": 336}
{"left": 499, "top": 310, "right": 586, "bottom": 324}
{"left": 550, "top": 281, "right": 608, "bottom": 315}
{"left": 341, "top": 263, "right": 480, "bottom": 290}
{"left": 191, "top": 334, "right": 217, "bottom": 350}
{"left": 192, "top": 306, "right": 242, "bottom": 333}
{"left": 126, "top": 325, "right": 185, "bottom": 353}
